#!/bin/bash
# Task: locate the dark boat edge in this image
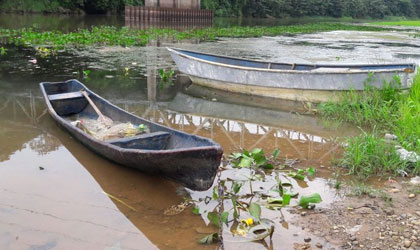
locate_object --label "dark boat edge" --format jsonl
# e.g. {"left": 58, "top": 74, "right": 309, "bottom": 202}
{"left": 39, "top": 79, "right": 223, "bottom": 191}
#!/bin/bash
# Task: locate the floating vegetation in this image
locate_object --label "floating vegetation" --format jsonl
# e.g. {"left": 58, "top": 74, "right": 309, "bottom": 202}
{"left": 320, "top": 73, "right": 420, "bottom": 177}
{"left": 370, "top": 20, "right": 420, "bottom": 27}
{"left": 0, "top": 23, "right": 393, "bottom": 49}
{"left": 35, "top": 46, "right": 56, "bottom": 58}
{"left": 158, "top": 68, "right": 174, "bottom": 89}
{"left": 82, "top": 69, "right": 91, "bottom": 79}
{"left": 192, "top": 148, "right": 322, "bottom": 245}
{"left": 0, "top": 47, "right": 6, "bottom": 56}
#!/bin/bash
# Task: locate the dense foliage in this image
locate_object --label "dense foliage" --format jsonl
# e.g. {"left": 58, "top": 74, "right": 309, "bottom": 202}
{"left": 0, "top": 23, "right": 390, "bottom": 48}
{"left": 0, "top": 0, "right": 143, "bottom": 14}
{"left": 1, "top": 0, "right": 420, "bottom": 18}
{"left": 202, "top": 0, "right": 420, "bottom": 19}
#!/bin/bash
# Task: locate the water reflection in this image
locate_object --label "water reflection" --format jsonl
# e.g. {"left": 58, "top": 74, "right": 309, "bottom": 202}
{"left": 125, "top": 19, "right": 212, "bottom": 30}
{"left": 0, "top": 85, "right": 348, "bottom": 161}
{"left": 0, "top": 13, "right": 350, "bottom": 31}
{"left": 0, "top": 39, "right": 357, "bottom": 248}
{"left": 4, "top": 28, "right": 404, "bottom": 249}
{"left": 0, "top": 85, "right": 344, "bottom": 249}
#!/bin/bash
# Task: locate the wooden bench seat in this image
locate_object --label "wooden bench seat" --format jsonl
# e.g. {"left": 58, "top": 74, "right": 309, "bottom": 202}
{"left": 48, "top": 91, "right": 87, "bottom": 101}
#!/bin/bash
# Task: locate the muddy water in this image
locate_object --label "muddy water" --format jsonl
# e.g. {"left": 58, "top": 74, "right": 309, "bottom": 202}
{"left": 1, "top": 26, "right": 420, "bottom": 249}
{"left": 0, "top": 86, "right": 346, "bottom": 250}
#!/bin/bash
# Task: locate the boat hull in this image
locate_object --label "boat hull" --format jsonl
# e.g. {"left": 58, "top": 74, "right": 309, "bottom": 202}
{"left": 40, "top": 79, "right": 223, "bottom": 191}
{"left": 189, "top": 75, "right": 345, "bottom": 102}
{"left": 169, "top": 48, "right": 417, "bottom": 103}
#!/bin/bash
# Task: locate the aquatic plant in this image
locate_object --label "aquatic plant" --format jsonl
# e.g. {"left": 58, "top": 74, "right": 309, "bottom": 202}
{"left": 196, "top": 148, "right": 322, "bottom": 245}
{"left": 0, "top": 47, "right": 7, "bottom": 56}
{"left": 371, "top": 20, "right": 420, "bottom": 27}
{"left": 82, "top": 69, "right": 91, "bottom": 79}
{"left": 0, "top": 23, "right": 393, "bottom": 49}
{"left": 158, "top": 69, "right": 175, "bottom": 89}
{"left": 35, "top": 46, "right": 56, "bottom": 58}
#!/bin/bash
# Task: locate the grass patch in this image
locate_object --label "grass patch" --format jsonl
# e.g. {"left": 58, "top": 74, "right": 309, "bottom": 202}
{"left": 319, "top": 75, "right": 403, "bottom": 129}
{"left": 320, "top": 73, "right": 420, "bottom": 178}
{"left": 0, "top": 23, "right": 393, "bottom": 48}
{"left": 340, "top": 129, "right": 410, "bottom": 178}
{"left": 370, "top": 20, "right": 420, "bottom": 26}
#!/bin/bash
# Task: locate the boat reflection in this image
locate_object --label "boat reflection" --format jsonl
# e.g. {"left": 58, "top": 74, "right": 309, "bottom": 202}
{"left": 0, "top": 93, "right": 212, "bottom": 249}
{"left": 0, "top": 75, "right": 355, "bottom": 249}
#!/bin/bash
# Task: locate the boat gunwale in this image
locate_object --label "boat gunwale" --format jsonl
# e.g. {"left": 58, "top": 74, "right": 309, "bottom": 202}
{"left": 40, "top": 80, "right": 222, "bottom": 155}
{"left": 167, "top": 47, "right": 417, "bottom": 74}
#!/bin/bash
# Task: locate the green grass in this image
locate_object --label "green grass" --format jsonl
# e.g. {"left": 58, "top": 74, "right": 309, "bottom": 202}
{"left": 340, "top": 129, "right": 411, "bottom": 178}
{"left": 320, "top": 73, "right": 420, "bottom": 178}
{"left": 0, "top": 23, "right": 393, "bottom": 48}
{"left": 370, "top": 20, "right": 420, "bottom": 26}
{"left": 319, "top": 75, "right": 403, "bottom": 129}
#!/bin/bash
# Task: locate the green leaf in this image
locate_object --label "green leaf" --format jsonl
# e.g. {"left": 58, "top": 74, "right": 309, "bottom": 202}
{"left": 306, "top": 167, "right": 316, "bottom": 176}
{"left": 288, "top": 172, "right": 305, "bottom": 180}
{"left": 272, "top": 148, "right": 280, "bottom": 159}
{"left": 212, "top": 186, "right": 218, "bottom": 200}
{"left": 232, "top": 197, "right": 239, "bottom": 219}
{"left": 232, "top": 152, "right": 242, "bottom": 159}
{"left": 242, "top": 149, "right": 250, "bottom": 157}
{"left": 288, "top": 170, "right": 305, "bottom": 180}
{"left": 293, "top": 174, "right": 305, "bottom": 180}
{"left": 251, "top": 148, "right": 263, "bottom": 154}
{"left": 198, "top": 233, "right": 219, "bottom": 244}
{"left": 192, "top": 206, "right": 200, "bottom": 215}
{"left": 263, "top": 163, "right": 274, "bottom": 169}
{"left": 207, "top": 212, "right": 220, "bottom": 228}
{"left": 221, "top": 211, "right": 229, "bottom": 225}
{"left": 298, "top": 193, "right": 322, "bottom": 208}
{"left": 253, "top": 152, "right": 267, "bottom": 166}
{"left": 267, "top": 198, "right": 283, "bottom": 204}
{"left": 232, "top": 181, "right": 242, "bottom": 194}
{"left": 239, "top": 157, "right": 253, "bottom": 168}
{"left": 282, "top": 193, "right": 291, "bottom": 206}
{"left": 249, "top": 202, "right": 261, "bottom": 222}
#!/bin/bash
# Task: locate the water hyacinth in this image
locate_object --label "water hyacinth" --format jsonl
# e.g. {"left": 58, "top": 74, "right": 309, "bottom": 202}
{"left": 0, "top": 23, "right": 392, "bottom": 49}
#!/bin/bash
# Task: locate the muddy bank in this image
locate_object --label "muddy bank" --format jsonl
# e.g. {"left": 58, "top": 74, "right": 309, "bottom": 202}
{"left": 294, "top": 180, "right": 420, "bottom": 250}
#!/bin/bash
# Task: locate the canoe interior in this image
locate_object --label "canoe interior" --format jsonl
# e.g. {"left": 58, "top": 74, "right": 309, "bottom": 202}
{"left": 107, "top": 132, "right": 171, "bottom": 150}
{"left": 175, "top": 48, "right": 416, "bottom": 71}
{"left": 42, "top": 80, "right": 217, "bottom": 151}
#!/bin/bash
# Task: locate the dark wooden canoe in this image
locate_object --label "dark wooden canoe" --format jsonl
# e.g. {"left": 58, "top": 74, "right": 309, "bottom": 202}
{"left": 40, "top": 79, "right": 223, "bottom": 191}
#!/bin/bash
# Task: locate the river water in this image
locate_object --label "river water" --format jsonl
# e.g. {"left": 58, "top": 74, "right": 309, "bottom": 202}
{"left": 1, "top": 14, "right": 420, "bottom": 250}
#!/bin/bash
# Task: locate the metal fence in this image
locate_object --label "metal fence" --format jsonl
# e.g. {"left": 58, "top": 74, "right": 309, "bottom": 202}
{"left": 125, "top": 6, "right": 213, "bottom": 22}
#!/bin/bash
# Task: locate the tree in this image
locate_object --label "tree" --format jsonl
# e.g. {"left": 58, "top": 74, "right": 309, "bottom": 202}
{"left": 366, "top": 0, "right": 388, "bottom": 18}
